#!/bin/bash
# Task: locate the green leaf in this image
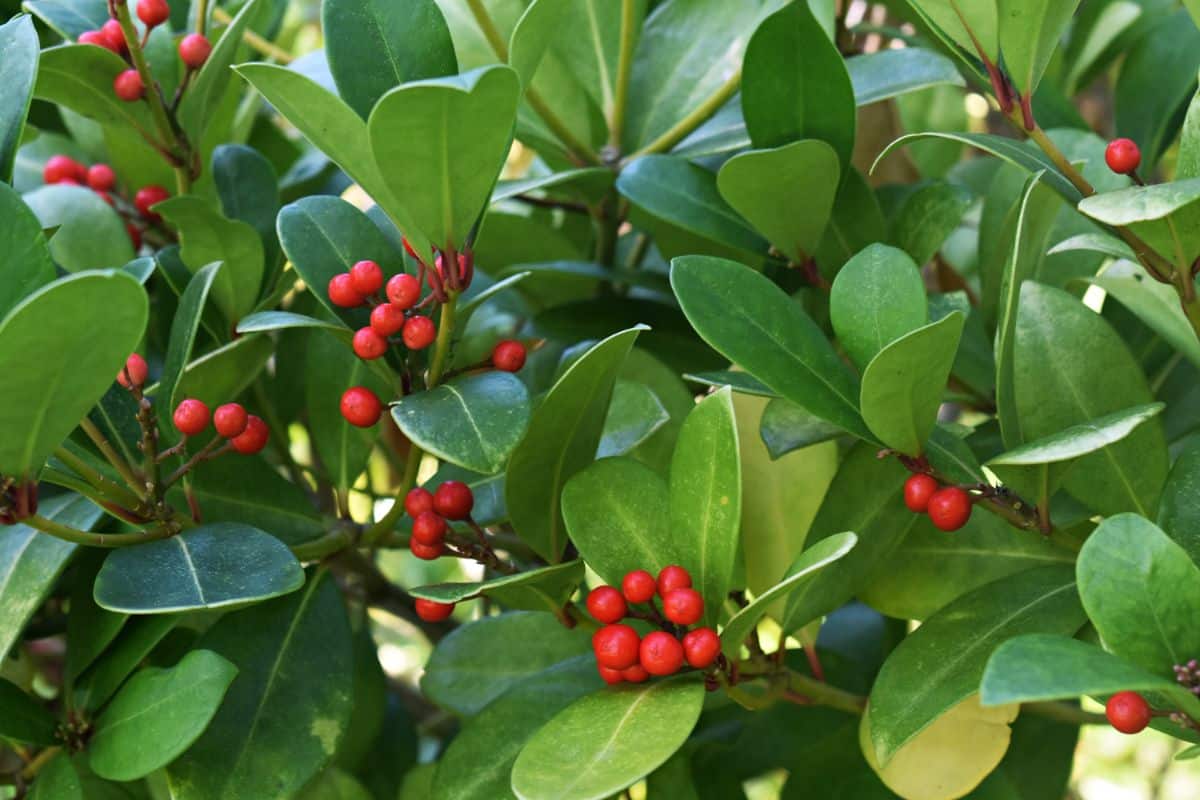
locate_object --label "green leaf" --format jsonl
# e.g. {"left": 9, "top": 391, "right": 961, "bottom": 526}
{"left": 1159, "top": 439, "right": 1200, "bottom": 566}
{"left": 236, "top": 311, "right": 348, "bottom": 337}
{"left": 0, "top": 16, "right": 38, "bottom": 182}
{"left": 715, "top": 141, "right": 839, "bottom": 262}
{"left": 410, "top": 560, "right": 583, "bottom": 613}
{"left": 511, "top": 676, "right": 705, "bottom": 800}
{"left": 598, "top": 380, "right": 669, "bottom": 459}
{"left": 300, "top": 769, "right": 373, "bottom": 800}
{"left": 890, "top": 180, "right": 973, "bottom": 267}
{"left": 816, "top": 167, "right": 887, "bottom": 272}
{"left": 758, "top": 397, "right": 843, "bottom": 459}
{"left": 176, "top": 335, "right": 274, "bottom": 409}
{"left": 1077, "top": 514, "right": 1200, "bottom": 677}
{"left": 988, "top": 403, "right": 1165, "bottom": 467}
{"left": 322, "top": 0, "right": 457, "bottom": 118}
{"left": 907, "top": 0, "right": 999, "bottom": 62}
{"left": 506, "top": 326, "right": 644, "bottom": 562}
{"left": 867, "top": 566, "right": 1085, "bottom": 766}
{"left": 1084, "top": 261, "right": 1200, "bottom": 370}
{"left": 34, "top": 44, "right": 155, "bottom": 133}
{"left": 392, "top": 372, "right": 530, "bottom": 474}
{"left": 72, "top": 614, "right": 178, "bottom": 712}
{"left": 421, "top": 612, "right": 590, "bottom": 716}
{"left": 94, "top": 524, "right": 305, "bottom": 614}
{"left": 29, "top": 754, "right": 82, "bottom": 800}
{"left": 741, "top": 1, "right": 855, "bottom": 172}
{"left": 178, "top": 0, "right": 263, "bottom": 140}
{"left": 860, "top": 313, "right": 964, "bottom": 456}
{"left": 1048, "top": 231, "right": 1136, "bottom": 261}
{"left": 213, "top": 144, "right": 282, "bottom": 275}
{"left": 0, "top": 181, "right": 54, "bottom": 321}
{"left": 21, "top": 184, "right": 134, "bottom": 271}
{"left": 167, "top": 571, "right": 353, "bottom": 800}
{"left": 721, "top": 533, "right": 857, "bottom": 657}
{"left": 0, "top": 678, "right": 58, "bottom": 745}
{"left": 846, "top": 48, "right": 964, "bottom": 106}
{"left": 158, "top": 263, "right": 221, "bottom": 416}
{"left": 509, "top": 0, "right": 570, "bottom": 88}
{"left": 1077, "top": 178, "right": 1200, "bottom": 264}
{"left": 683, "top": 370, "right": 776, "bottom": 398}
{"left": 830, "top": 243, "right": 928, "bottom": 372}
{"left": 64, "top": 553, "right": 126, "bottom": 684}
{"left": 0, "top": 271, "right": 147, "bottom": 478}
{"left": 89, "top": 650, "right": 239, "bottom": 782}
{"left": 492, "top": 168, "right": 614, "bottom": 205}
{"left": 671, "top": 255, "right": 869, "bottom": 440}
{"left": 997, "top": 0, "right": 1083, "bottom": 97}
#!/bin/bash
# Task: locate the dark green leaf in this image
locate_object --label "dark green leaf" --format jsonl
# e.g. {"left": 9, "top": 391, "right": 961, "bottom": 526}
{"left": 158, "top": 263, "right": 220, "bottom": 416}
{"left": 683, "top": 370, "right": 776, "bottom": 398}
{"left": 73, "top": 615, "right": 178, "bottom": 712}
{"left": 597, "top": 380, "right": 670, "bottom": 458}
{"left": 0, "top": 678, "right": 58, "bottom": 745}
{"left": 35, "top": 44, "right": 155, "bottom": 133}
{"left": 759, "top": 398, "right": 843, "bottom": 459}
{"left": 178, "top": 0, "right": 263, "bottom": 140}
{"left": 997, "top": 0, "right": 1083, "bottom": 97}
{"left": 830, "top": 243, "right": 927, "bottom": 372}
{"left": 890, "top": 180, "right": 972, "bottom": 267}
{"left": 29, "top": 754, "right": 82, "bottom": 800}
{"left": 213, "top": 145, "right": 282, "bottom": 276}
{"left": 0, "top": 181, "right": 54, "bottom": 321}
{"left": 1159, "top": 438, "right": 1200, "bottom": 566}
{"left": 0, "top": 16, "right": 38, "bottom": 182}
{"left": 847, "top": 48, "right": 964, "bottom": 106}
{"left": 236, "top": 311, "right": 348, "bottom": 337}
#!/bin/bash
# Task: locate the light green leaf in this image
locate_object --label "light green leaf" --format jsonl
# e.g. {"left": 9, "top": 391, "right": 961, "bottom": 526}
{"left": 830, "top": 243, "right": 928, "bottom": 372}
{"left": 29, "top": 754, "right": 82, "bottom": 800}
{"left": 0, "top": 15, "right": 38, "bottom": 183}
{"left": 847, "top": 48, "right": 964, "bottom": 106}
{"left": 598, "top": 380, "right": 669, "bottom": 458}
{"left": 158, "top": 263, "right": 221, "bottom": 416}
{"left": 997, "top": 0, "right": 1083, "bottom": 97}
{"left": 509, "top": 0, "right": 570, "bottom": 88}
{"left": 0, "top": 181, "right": 54, "bottom": 321}
{"left": 410, "top": 560, "right": 583, "bottom": 613}
{"left": 34, "top": 44, "right": 155, "bottom": 132}
{"left": 988, "top": 403, "right": 1164, "bottom": 466}
{"left": 907, "top": 0, "right": 999, "bottom": 62}
{"left": 21, "top": 184, "right": 134, "bottom": 271}
{"left": 178, "top": 0, "right": 263, "bottom": 140}
{"left": 1085, "top": 260, "right": 1200, "bottom": 370}
{"left": 237, "top": 311, "right": 349, "bottom": 337}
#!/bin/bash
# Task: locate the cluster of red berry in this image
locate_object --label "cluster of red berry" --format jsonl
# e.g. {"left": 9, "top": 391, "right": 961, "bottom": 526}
{"left": 402, "top": 480, "right": 474, "bottom": 561}
{"left": 588, "top": 566, "right": 720, "bottom": 684}
{"left": 903, "top": 474, "right": 973, "bottom": 532}
{"left": 42, "top": 155, "right": 169, "bottom": 250}
{"left": 328, "top": 259, "right": 436, "bottom": 357}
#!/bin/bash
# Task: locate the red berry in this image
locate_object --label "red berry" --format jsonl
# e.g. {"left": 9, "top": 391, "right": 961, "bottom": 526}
{"left": 43, "top": 155, "right": 82, "bottom": 184}
{"left": 173, "top": 398, "right": 210, "bottom": 436}
{"left": 598, "top": 664, "right": 624, "bottom": 685}
{"left": 401, "top": 236, "right": 423, "bottom": 262}
{"left": 231, "top": 415, "right": 269, "bottom": 454}
{"left": 639, "top": 631, "right": 684, "bottom": 676}
{"left": 682, "top": 627, "right": 720, "bottom": 669}
{"left": 78, "top": 30, "right": 117, "bottom": 51}
{"left": 586, "top": 586, "right": 628, "bottom": 624}
{"left": 113, "top": 69, "right": 145, "bottom": 102}
{"left": 410, "top": 540, "right": 444, "bottom": 560}
{"left": 117, "top": 353, "right": 148, "bottom": 388}
{"left": 134, "top": 185, "right": 169, "bottom": 219}
{"left": 622, "top": 664, "right": 649, "bottom": 683}
{"left": 1106, "top": 691, "right": 1151, "bottom": 734}
{"left": 492, "top": 340, "right": 526, "bottom": 373}
{"left": 349, "top": 260, "right": 384, "bottom": 295}
{"left": 353, "top": 327, "right": 388, "bottom": 360}
{"left": 178, "top": 33, "right": 212, "bottom": 69}
{"left": 592, "top": 624, "right": 640, "bottom": 670}
{"left": 662, "top": 587, "right": 704, "bottom": 626}
{"left": 136, "top": 0, "right": 169, "bottom": 28}
{"left": 370, "top": 303, "right": 406, "bottom": 337}
{"left": 414, "top": 598, "right": 454, "bottom": 622}
{"left": 213, "top": 403, "right": 249, "bottom": 438}
{"left": 622, "top": 570, "right": 656, "bottom": 604}
{"left": 127, "top": 223, "right": 143, "bottom": 251}
{"left": 386, "top": 273, "right": 421, "bottom": 309}
{"left": 340, "top": 386, "right": 383, "bottom": 428}
{"left": 411, "top": 511, "right": 448, "bottom": 546}
{"left": 404, "top": 487, "right": 434, "bottom": 518}
{"left": 927, "top": 487, "right": 972, "bottom": 532}
{"left": 434, "top": 252, "right": 468, "bottom": 284}
{"left": 328, "top": 273, "right": 365, "bottom": 308}
{"left": 101, "top": 20, "right": 127, "bottom": 52}
{"left": 904, "top": 474, "right": 939, "bottom": 513}
{"left": 86, "top": 163, "right": 116, "bottom": 192}
{"left": 433, "top": 481, "right": 473, "bottom": 520}
{"left": 1105, "top": 138, "right": 1141, "bottom": 175}
{"left": 402, "top": 315, "right": 436, "bottom": 350}
{"left": 657, "top": 565, "right": 692, "bottom": 597}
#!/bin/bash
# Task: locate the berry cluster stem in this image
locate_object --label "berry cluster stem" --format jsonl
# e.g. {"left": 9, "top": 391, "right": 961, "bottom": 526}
{"left": 79, "top": 417, "right": 146, "bottom": 501}
{"left": 24, "top": 512, "right": 181, "bottom": 548}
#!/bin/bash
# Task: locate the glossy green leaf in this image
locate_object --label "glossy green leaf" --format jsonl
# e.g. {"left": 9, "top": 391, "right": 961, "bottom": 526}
{"left": 178, "top": 0, "right": 262, "bottom": 140}
{"left": 89, "top": 649, "right": 238, "bottom": 782}
{"left": 988, "top": 403, "right": 1164, "bottom": 467}
{"left": 300, "top": 769, "right": 373, "bottom": 800}
{"left": 816, "top": 167, "right": 888, "bottom": 272}
{"left": 0, "top": 181, "right": 54, "bottom": 321}
{"left": 683, "top": 370, "right": 776, "bottom": 397}
{"left": 1077, "top": 178, "right": 1200, "bottom": 264}
{"left": 509, "top": 0, "right": 570, "bottom": 88}
{"left": 492, "top": 168, "right": 614, "bottom": 205}
{"left": 73, "top": 614, "right": 178, "bottom": 712}
{"left": 0, "top": 16, "right": 38, "bottom": 182}
{"left": 94, "top": 524, "right": 305, "bottom": 614}
{"left": 158, "top": 263, "right": 220, "bottom": 416}
{"left": 29, "top": 754, "right": 82, "bottom": 800}
{"left": 410, "top": 560, "right": 583, "bottom": 612}
{"left": 213, "top": 145, "right": 282, "bottom": 274}
{"left": 829, "top": 243, "right": 927, "bottom": 372}
{"left": 597, "top": 380, "right": 669, "bottom": 459}
{"left": 846, "top": 47, "right": 964, "bottom": 106}
{"left": 236, "top": 311, "right": 348, "bottom": 337}
{"left": 997, "top": 0, "right": 1083, "bottom": 97}
{"left": 0, "top": 678, "right": 58, "bottom": 745}
{"left": 64, "top": 552, "right": 126, "bottom": 684}
{"left": 907, "top": 0, "right": 999, "bottom": 62}
{"left": 22, "top": 184, "right": 134, "bottom": 271}
{"left": 890, "top": 180, "right": 973, "bottom": 267}
{"left": 511, "top": 676, "right": 705, "bottom": 800}
{"left": 1158, "top": 438, "right": 1200, "bottom": 566}
{"left": 34, "top": 44, "right": 155, "bottom": 133}
{"left": 1048, "top": 231, "right": 1136, "bottom": 261}
{"left": 758, "top": 397, "right": 843, "bottom": 459}
{"left": 1085, "top": 261, "right": 1200, "bottom": 370}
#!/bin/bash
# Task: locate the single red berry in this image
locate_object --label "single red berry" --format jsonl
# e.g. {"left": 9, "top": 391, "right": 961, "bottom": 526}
{"left": 410, "top": 539, "right": 444, "bottom": 560}
{"left": 386, "top": 273, "right": 421, "bottom": 309}
{"left": 231, "top": 415, "right": 269, "bottom": 454}
{"left": 78, "top": 30, "right": 117, "bottom": 51}
{"left": 433, "top": 481, "right": 474, "bottom": 520}
{"left": 657, "top": 565, "right": 692, "bottom": 597}
{"left": 592, "top": 624, "right": 640, "bottom": 670}
{"left": 340, "top": 386, "right": 383, "bottom": 428}
{"left": 86, "top": 163, "right": 116, "bottom": 192}
{"left": 404, "top": 487, "right": 435, "bottom": 518}
{"left": 134, "top": 185, "right": 169, "bottom": 219}
{"left": 349, "top": 260, "right": 384, "bottom": 295}
{"left": 904, "top": 474, "right": 939, "bottom": 513}
{"left": 100, "top": 20, "right": 127, "bottom": 52}
{"left": 117, "top": 353, "right": 148, "bottom": 388}
{"left": 113, "top": 69, "right": 145, "bottom": 102}
{"left": 1105, "top": 138, "right": 1141, "bottom": 175}
{"left": 136, "top": 0, "right": 170, "bottom": 28}
{"left": 622, "top": 570, "right": 657, "bottom": 604}
{"left": 586, "top": 586, "right": 628, "bottom": 624}
{"left": 622, "top": 664, "right": 649, "bottom": 683}
{"left": 639, "top": 631, "right": 684, "bottom": 676}
{"left": 662, "top": 587, "right": 704, "bottom": 626}
{"left": 414, "top": 598, "right": 454, "bottom": 622}
{"left": 328, "top": 273, "right": 365, "bottom": 308}
{"left": 401, "top": 236, "right": 423, "bottom": 262}
{"left": 370, "top": 303, "right": 406, "bottom": 337}
{"left": 173, "top": 398, "right": 210, "bottom": 437}
{"left": 682, "top": 627, "right": 720, "bottom": 669}
{"left": 178, "top": 33, "right": 212, "bottom": 69}
{"left": 927, "top": 487, "right": 972, "bottom": 532}
{"left": 352, "top": 327, "right": 388, "bottom": 360}
{"left": 213, "top": 403, "right": 249, "bottom": 438}
{"left": 43, "top": 155, "right": 82, "bottom": 184}
{"left": 411, "top": 511, "right": 448, "bottom": 546}
{"left": 598, "top": 664, "right": 624, "bottom": 685}
{"left": 402, "top": 315, "right": 436, "bottom": 350}
{"left": 492, "top": 340, "right": 527, "bottom": 373}
{"left": 1106, "top": 691, "right": 1151, "bottom": 734}
{"left": 127, "top": 223, "right": 143, "bottom": 250}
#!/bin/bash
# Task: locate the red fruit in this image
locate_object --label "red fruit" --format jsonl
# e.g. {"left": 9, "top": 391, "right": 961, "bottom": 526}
{"left": 622, "top": 570, "right": 657, "bottom": 604}
{"left": 414, "top": 598, "right": 454, "bottom": 622}
{"left": 352, "top": 327, "right": 388, "bottom": 360}
{"left": 410, "top": 540, "right": 444, "bottom": 560}
{"left": 113, "top": 69, "right": 145, "bottom": 102}
{"left": 927, "top": 487, "right": 972, "bottom": 532}
{"left": 127, "top": 223, "right": 142, "bottom": 250}
{"left": 662, "top": 588, "right": 704, "bottom": 626}
{"left": 136, "top": 0, "right": 170, "bottom": 28}
{"left": 402, "top": 315, "right": 436, "bottom": 350}
{"left": 231, "top": 415, "right": 269, "bottom": 454}
{"left": 117, "top": 353, "right": 148, "bottom": 388}
{"left": 134, "top": 185, "right": 169, "bottom": 219}
{"left": 401, "top": 236, "right": 423, "bottom": 262}
{"left": 370, "top": 303, "right": 406, "bottom": 337}
{"left": 411, "top": 511, "right": 448, "bottom": 546}
{"left": 622, "top": 664, "right": 649, "bottom": 683}
{"left": 592, "top": 624, "right": 640, "bottom": 670}
{"left": 433, "top": 481, "right": 473, "bottom": 520}
{"left": 178, "top": 33, "right": 212, "bottom": 69}
{"left": 682, "top": 627, "right": 720, "bottom": 669}
{"left": 1106, "top": 691, "right": 1151, "bottom": 734}
{"left": 96, "top": 191, "right": 114, "bottom": 206}
{"left": 78, "top": 30, "right": 117, "bottom": 51}
{"left": 434, "top": 252, "right": 468, "bottom": 283}
{"left": 586, "top": 586, "right": 628, "bottom": 624}
{"left": 404, "top": 487, "right": 435, "bottom": 518}
{"left": 598, "top": 664, "right": 624, "bottom": 685}
{"left": 349, "top": 260, "right": 384, "bottom": 295}
{"left": 386, "top": 273, "right": 421, "bottom": 310}
{"left": 43, "top": 155, "right": 82, "bottom": 184}
{"left": 492, "top": 340, "right": 527, "bottom": 373}
{"left": 657, "top": 565, "right": 692, "bottom": 597}
{"left": 1105, "top": 138, "right": 1141, "bottom": 175}
{"left": 173, "top": 398, "right": 210, "bottom": 436}
{"left": 101, "top": 20, "right": 127, "bottom": 52}
{"left": 86, "top": 163, "right": 116, "bottom": 192}
{"left": 904, "top": 474, "right": 939, "bottom": 513}
{"left": 212, "top": 403, "right": 248, "bottom": 438}
{"left": 639, "top": 631, "right": 684, "bottom": 676}
{"left": 340, "top": 386, "right": 383, "bottom": 428}
{"left": 328, "top": 273, "right": 365, "bottom": 308}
